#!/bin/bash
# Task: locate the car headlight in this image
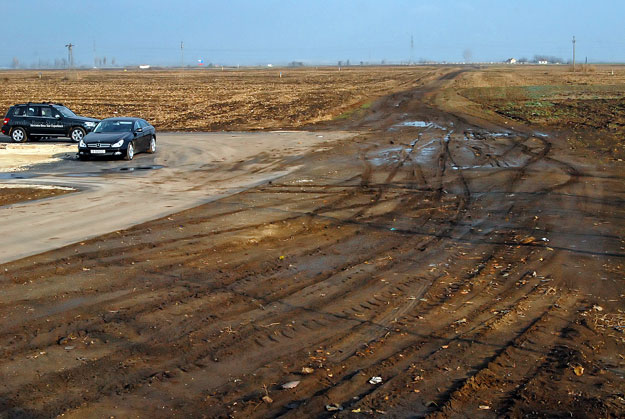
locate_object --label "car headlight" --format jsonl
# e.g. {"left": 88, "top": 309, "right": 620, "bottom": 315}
{"left": 84, "top": 122, "right": 96, "bottom": 128}
{"left": 112, "top": 139, "right": 124, "bottom": 148}
{"left": 79, "top": 139, "right": 86, "bottom": 148}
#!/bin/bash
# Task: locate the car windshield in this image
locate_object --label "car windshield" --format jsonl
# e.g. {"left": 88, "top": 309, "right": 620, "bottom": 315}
{"left": 55, "top": 106, "right": 76, "bottom": 118}
{"left": 93, "top": 120, "right": 134, "bottom": 133}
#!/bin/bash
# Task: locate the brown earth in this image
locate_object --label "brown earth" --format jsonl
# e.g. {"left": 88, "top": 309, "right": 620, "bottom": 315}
{"left": 0, "top": 187, "right": 72, "bottom": 207}
{"left": 1, "top": 66, "right": 625, "bottom": 418}
{"left": 0, "top": 67, "right": 440, "bottom": 131}
{"left": 456, "top": 65, "right": 625, "bottom": 161}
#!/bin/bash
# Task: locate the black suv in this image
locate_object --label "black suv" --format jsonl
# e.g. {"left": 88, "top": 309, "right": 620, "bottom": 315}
{"left": 1, "top": 103, "right": 99, "bottom": 142}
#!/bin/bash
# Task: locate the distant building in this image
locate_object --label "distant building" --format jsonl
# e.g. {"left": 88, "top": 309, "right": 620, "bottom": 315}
{"left": 505, "top": 58, "right": 517, "bottom": 64}
{"left": 538, "top": 60, "right": 548, "bottom": 65}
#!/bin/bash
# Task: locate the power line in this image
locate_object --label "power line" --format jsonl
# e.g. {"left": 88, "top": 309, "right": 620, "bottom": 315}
{"left": 65, "top": 43, "right": 74, "bottom": 69}
{"left": 180, "top": 41, "right": 184, "bottom": 68}
{"left": 572, "top": 35, "right": 576, "bottom": 71}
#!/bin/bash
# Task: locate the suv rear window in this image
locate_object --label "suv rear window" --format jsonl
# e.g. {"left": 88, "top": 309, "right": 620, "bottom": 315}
{"left": 13, "top": 106, "right": 26, "bottom": 116}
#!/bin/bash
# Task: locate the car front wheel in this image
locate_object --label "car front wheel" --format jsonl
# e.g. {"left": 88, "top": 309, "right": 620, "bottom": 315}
{"left": 148, "top": 136, "right": 156, "bottom": 153}
{"left": 11, "top": 127, "right": 28, "bottom": 143}
{"left": 70, "top": 127, "right": 86, "bottom": 142}
{"left": 125, "top": 143, "right": 134, "bottom": 161}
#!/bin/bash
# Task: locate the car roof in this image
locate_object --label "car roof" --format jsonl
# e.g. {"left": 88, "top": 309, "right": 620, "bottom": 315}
{"left": 100, "top": 117, "right": 143, "bottom": 122}
{"left": 13, "top": 102, "right": 65, "bottom": 107}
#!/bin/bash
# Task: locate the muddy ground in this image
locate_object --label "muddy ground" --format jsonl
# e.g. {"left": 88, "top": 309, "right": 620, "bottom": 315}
{"left": 1, "top": 67, "right": 625, "bottom": 418}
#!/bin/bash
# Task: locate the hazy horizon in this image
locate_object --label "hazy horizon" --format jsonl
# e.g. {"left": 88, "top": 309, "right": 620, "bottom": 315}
{"left": 2, "top": 0, "right": 624, "bottom": 68}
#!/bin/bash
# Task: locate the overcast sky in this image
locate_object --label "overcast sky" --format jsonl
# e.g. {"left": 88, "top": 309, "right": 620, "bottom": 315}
{"left": 2, "top": 0, "right": 623, "bottom": 68}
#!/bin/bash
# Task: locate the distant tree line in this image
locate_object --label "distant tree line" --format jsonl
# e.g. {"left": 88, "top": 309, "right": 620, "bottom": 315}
{"left": 516, "top": 55, "right": 564, "bottom": 64}
{"left": 8, "top": 56, "right": 117, "bottom": 69}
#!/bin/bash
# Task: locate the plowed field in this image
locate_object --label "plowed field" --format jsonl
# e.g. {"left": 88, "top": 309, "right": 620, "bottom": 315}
{"left": 0, "top": 67, "right": 437, "bottom": 131}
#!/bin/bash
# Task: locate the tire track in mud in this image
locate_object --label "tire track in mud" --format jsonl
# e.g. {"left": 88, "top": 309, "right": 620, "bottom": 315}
{"left": 2, "top": 131, "right": 580, "bottom": 416}
{"left": 0, "top": 135, "right": 520, "bottom": 416}
{"left": 205, "top": 134, "right": 572, "bottom": 414}
{"left": 214, "top": 240, "right": 566, "bottom": 417}
{"left": 0, "top": 119, "right": 476, "bottom": 416}
{"left": 0, "top": 185, "right": 468, "bottom": 418}
{"left": 207, "top": 127, "right": 596, "bottom": 416}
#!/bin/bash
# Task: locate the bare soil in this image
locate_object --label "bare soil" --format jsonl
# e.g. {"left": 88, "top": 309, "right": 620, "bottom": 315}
{"left": 1, "top": 66, "right": 624, "bottom": 418}
{"left": 457, "top": 65, "right": 625, "bottom": 160}
{"left": 0, "top": 187, "right": 71, "bottom": 207}
{"left": 0, "top": 67, "right": 439, "bottom": 131}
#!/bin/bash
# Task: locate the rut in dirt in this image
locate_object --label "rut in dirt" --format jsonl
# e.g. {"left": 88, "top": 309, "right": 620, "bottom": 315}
{"left": 0, "top": 69, "right": 624, "bottom": 418}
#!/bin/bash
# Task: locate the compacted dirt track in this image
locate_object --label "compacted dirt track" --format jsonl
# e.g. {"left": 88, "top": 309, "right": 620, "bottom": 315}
{"left": 1, "top": 69, "right": 624, "bottom": 417}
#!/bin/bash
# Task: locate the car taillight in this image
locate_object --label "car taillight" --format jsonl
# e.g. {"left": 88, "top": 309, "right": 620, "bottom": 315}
{"left": 2, "top": 118, "right": 8, "bottom": 125}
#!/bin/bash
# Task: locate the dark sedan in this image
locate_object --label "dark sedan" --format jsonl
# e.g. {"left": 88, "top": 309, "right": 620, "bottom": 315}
{"left": 77, "top": 117, "right": 156, "bottom": 160}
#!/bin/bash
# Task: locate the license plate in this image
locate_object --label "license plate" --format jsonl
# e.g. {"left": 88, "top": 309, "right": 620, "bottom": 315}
{"left": 90, "top": 149, "right": 106, "bottom": 154}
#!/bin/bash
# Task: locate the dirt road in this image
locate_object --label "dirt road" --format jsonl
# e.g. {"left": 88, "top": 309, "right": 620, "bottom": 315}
{"left": 1, "top": 69, "right": 624, "bottom": 417}
{"left": 0, "top": 131, "right": 349, "bottom": 264}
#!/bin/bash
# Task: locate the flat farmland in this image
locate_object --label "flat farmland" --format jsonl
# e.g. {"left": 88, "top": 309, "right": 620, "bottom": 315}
{"left": 0, "top": 67, "right": 439, "bottom": 131}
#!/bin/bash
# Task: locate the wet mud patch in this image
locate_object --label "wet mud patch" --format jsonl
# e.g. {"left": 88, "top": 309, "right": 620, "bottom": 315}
{"left": 114, "top": 165, "right": 164, "bottom": 173}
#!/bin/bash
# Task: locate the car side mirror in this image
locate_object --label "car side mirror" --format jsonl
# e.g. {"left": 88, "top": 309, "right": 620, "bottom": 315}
{"left": 54, "top": 114, "right": 61, "bottom": 119}
{"left": 136, "top": 127, "right": 143, "bottom": 133}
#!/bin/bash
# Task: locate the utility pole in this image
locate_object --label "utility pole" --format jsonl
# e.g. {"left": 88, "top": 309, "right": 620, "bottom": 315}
{"left": 572, "top": 36, "right": 576, "bottom": 72}
{"left": 65, "top": 43, "right": 74, "bottom": 69}
{"left": 410, "top": 35, "right": 414, "bottom": 65}
{"left": 93, "top": 40, "right": 96, "bottom": 68}
{"left": 180, "top": 41, "right": 184, "bottom": 68}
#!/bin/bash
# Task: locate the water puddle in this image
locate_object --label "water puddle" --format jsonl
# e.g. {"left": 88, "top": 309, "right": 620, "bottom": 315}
{"left": 115, "top": 165, "right": 164, "bottom": 173}
{"left": 62, "top": 165, "right": 165, "bottom": 177}
{"left": 413, "top": 145, "right": 439, "bottom": 163}
{"left": 400, "top": 121, "right": 431, "bottom": 128}
{"left": 0, "top": 172, "right": 39, "bottom": 180}
{"left": 452, "top": 165, "right": 488, "bottom": 170}
{"left": 0, "top": 165, "right": 165, "bottom": 180}
{"left": 369, "top": 137, "right": 442, "bottom": 166}
{"left": 62, "top": 172, "right": 102, "bottom": 177}
{"left": 390, "top": 121, "right": 447, "bottom": 131}
{"left": 370, "top": 146, "right": 412, "bottom": 166}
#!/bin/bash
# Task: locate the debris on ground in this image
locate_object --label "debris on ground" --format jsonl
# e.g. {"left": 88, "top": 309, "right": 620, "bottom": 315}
{"left": 282, "top": 380, "right": 300, "bottom": 389}
{"left": 325, "top": 403, "right": 343, "bottom": 412}
{"left": 573, "top": 365, "right": 585, "bottom": 376}
{"left": 368, "top": 376, "right": 383, "bottom": 385}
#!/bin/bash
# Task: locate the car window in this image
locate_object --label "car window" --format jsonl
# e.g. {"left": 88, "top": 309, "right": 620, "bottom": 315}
{"left": 26, "top": 106, "right": 39, "bottom": 117}
{"left": 134, "top": 121, "right": 141, "bottom": 131}
{"left": 40, "top": 107, "right": 53, "bottom": 118}
{"left": 13, "top": 107, "right": 26, "bottom": 116}
{"left": 54, "top": 106, "right": 76, "bottom": 118}
{"left": 94, "top": 120, "right": 134, "bottom": 133}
